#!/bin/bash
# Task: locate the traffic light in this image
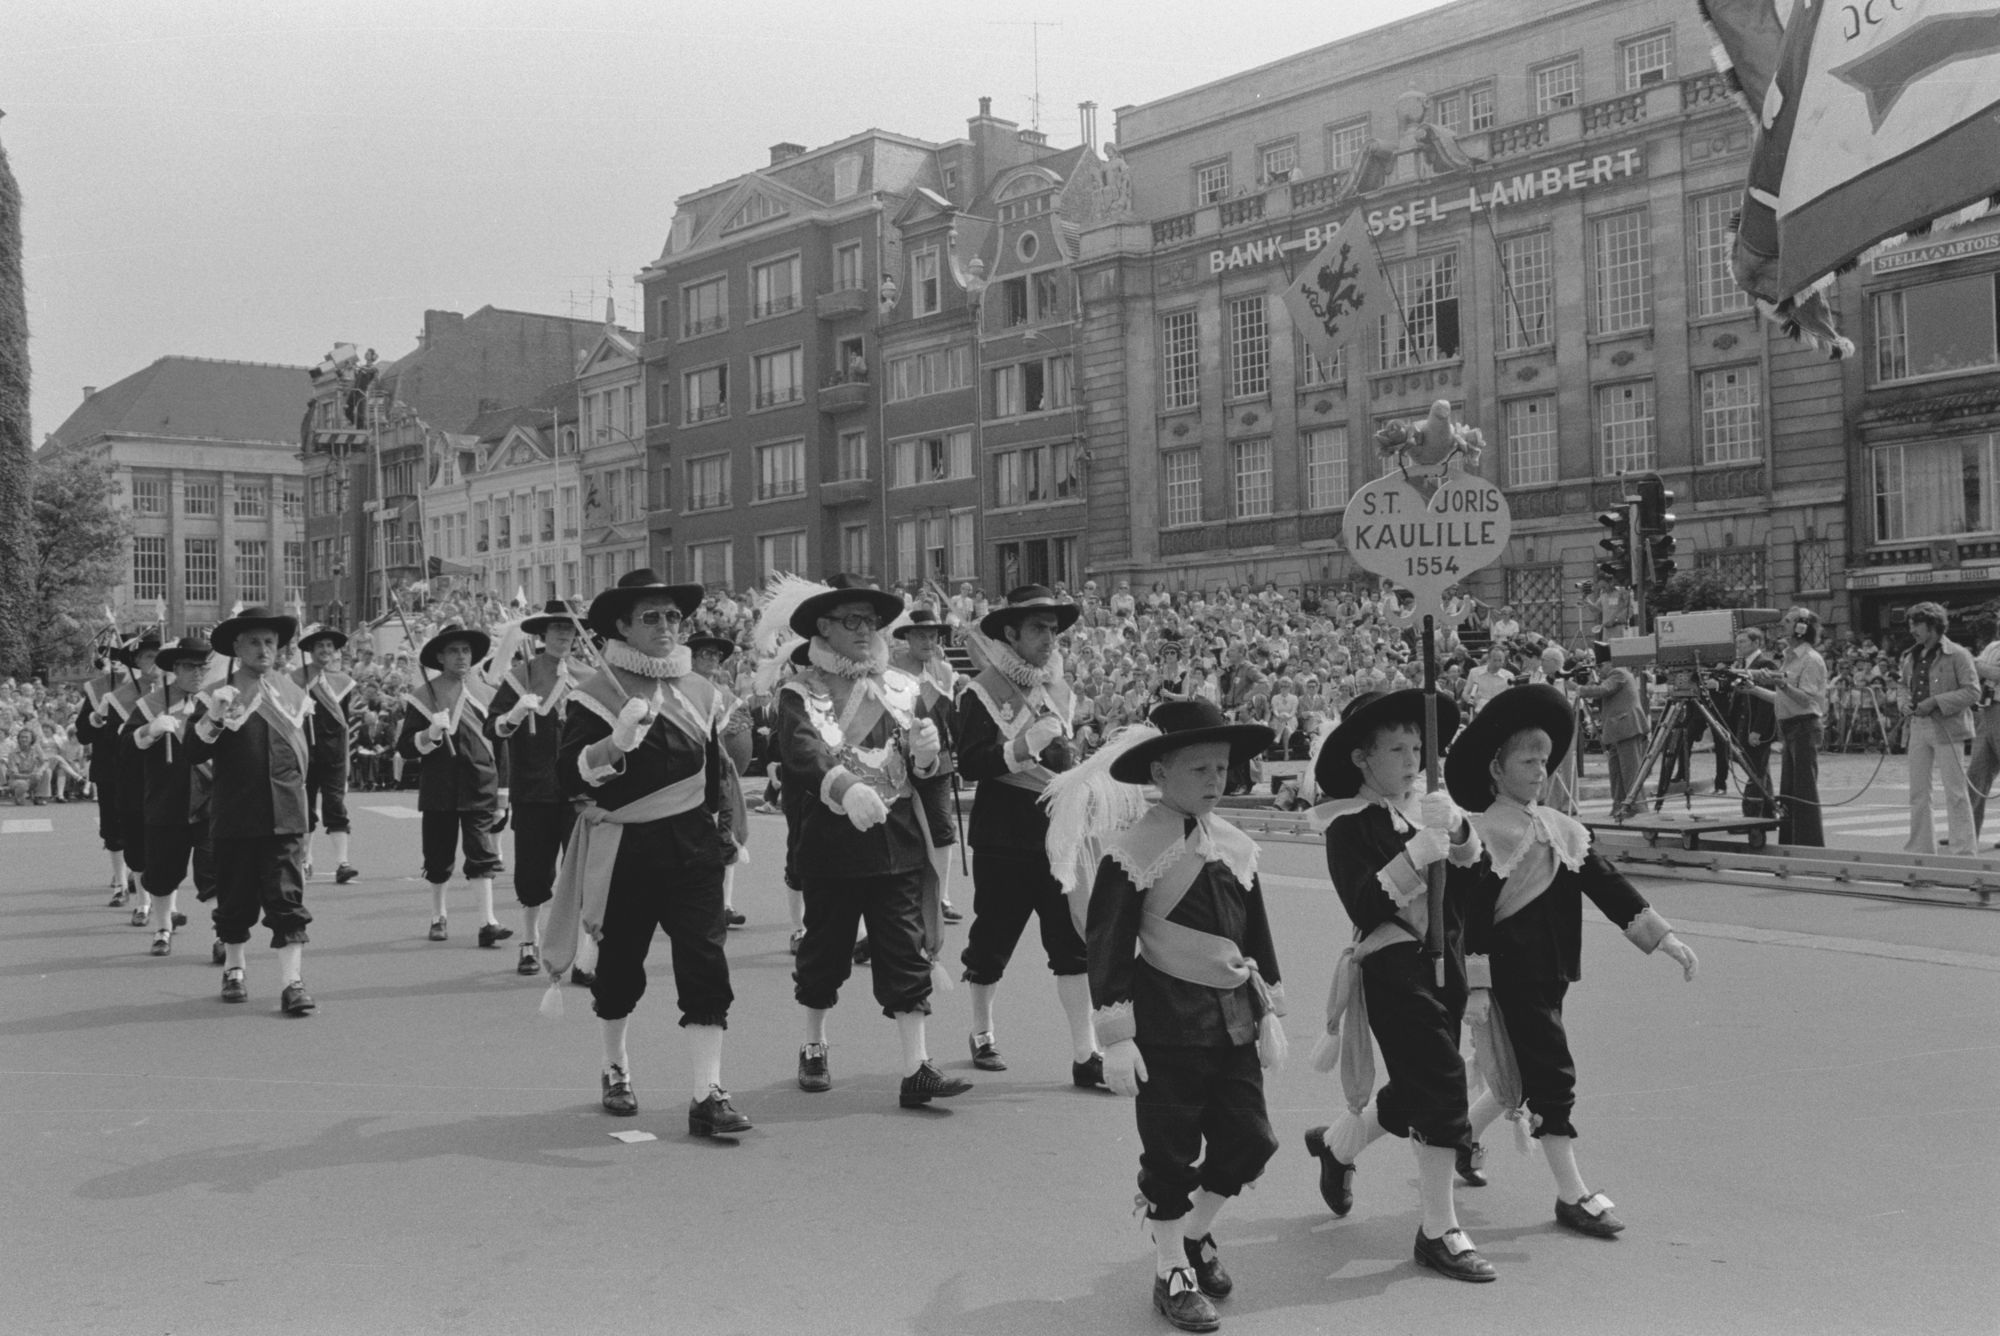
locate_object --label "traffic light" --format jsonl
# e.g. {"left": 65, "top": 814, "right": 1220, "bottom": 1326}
{"left": 1596, "top": 508, "right": 1633, "bottom": 584}
{"left": 1635, "top": 472, "right": 1677, "bottom": 595}
{"left": 1647, "top": 534, "right": 1678, "bottom": 585}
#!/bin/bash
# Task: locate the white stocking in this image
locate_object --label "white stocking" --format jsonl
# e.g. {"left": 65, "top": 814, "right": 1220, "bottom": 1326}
{"left": 1055, "top": 972, "right": 1098, "bottom": 1063}
{"left": 1542, "top": 1134, "right": 1589, "bottom": 1204}
{"left": 330, "top": 831, "right": 351, "bottom": 867}
{"left": 1415, "top": 1142, "right": 1461, "bottom": 1239}
{"left": 430, "top": 881, "right": 448, "bottom": 921}
{"left": 1150, "top": 1213, "right": 1187, "bottom": 1279}
{"left": 687, "top": 1024, "right": 725, "bottom": 1099}
{"left": 473, "top": 877, "right": 496, "bottom": 925}
{"left": 276, "top": 943, "right": 303, "bottom": 987}
{"left": 895, "top": 1009, "right": 928, "bottom": 1072}
{"left": 601, "top": 1016, "right": 631, "bottom": 1073}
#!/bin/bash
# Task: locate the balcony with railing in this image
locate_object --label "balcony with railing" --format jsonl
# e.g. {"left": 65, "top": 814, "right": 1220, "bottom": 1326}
{"left": 818, "top": 366, "right": 870, "bottom": 414}
{"left": 1152, "top": 213, "right": 1197, "bottom": 245}
{"left": 752, "top": 294, "right": 800, "bottom": 320}
{"left": 1289, "top": 171, "right": 1350, "bottom": 211}
{"left": 815, "top": 288, "right": 869, "bottom": 320}
{"left": 1217, "top": 192, "right": 1266, "bottom": 229}
{"left": 1582, "top": 90, "right": 1647, "bottom": 135}
{"left": 684, "top": 400, "right": 728, "bottom": 425}
{"left": 682, "top": 316, "right": 727, "bottom": 338}
{"left": 755, "top": 479, "right": 807, "bottom": 503}
{"left": 753, "top": 385, "right": 806, "bottom": 410}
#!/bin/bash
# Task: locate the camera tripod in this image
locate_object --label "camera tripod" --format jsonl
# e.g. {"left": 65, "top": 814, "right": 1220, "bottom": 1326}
{"left": 1614, "top": 663, "right": 1775, "bottom": 821}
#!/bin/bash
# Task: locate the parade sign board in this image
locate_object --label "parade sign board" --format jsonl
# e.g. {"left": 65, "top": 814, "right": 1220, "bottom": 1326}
{"left": 1342, "top": 471, "right": 1512, "bottom": 619}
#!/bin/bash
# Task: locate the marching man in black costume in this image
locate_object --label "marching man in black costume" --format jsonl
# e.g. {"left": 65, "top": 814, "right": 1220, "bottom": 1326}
{"left": 291, "top": 625, "right": 360, "bottom": 885}
{"left": 128, "top": 635, "right": 214, "bottom": 957}
{"left": 488, "top": 601, "right": 583, "bottom": 977}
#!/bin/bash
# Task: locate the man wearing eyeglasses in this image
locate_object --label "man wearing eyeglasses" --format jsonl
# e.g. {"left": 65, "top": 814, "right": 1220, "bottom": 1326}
{"left": 550, "top": 571, "right": 749, "bottom": 1138}
{"left": 767, "top": 573, "right": 968, "bottom": 1110}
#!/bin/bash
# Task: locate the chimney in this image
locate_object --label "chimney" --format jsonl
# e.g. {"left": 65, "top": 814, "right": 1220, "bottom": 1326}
{"left": 82, "top": 386, "right": 97, "bottom": 401}
{"left": 1018, "top": 129, "right": 1046, "bottom": 147}
{"left": 769, "top": 142, "right": 806, "bottom": 165}
{"left": 966, "top": 95, "right": 1019, "bottom": 192}
{"left": 979, "top": 96, "right": 992, "bottom": 118}
{"left": 1078, "top": 101, "right": 1098, "bottom": 152}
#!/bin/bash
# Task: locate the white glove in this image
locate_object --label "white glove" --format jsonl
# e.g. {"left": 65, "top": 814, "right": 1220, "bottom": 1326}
{"left": 1406, "top": 826, "right": 1451, "bottom": 869}
{"left": 146, "top": 712, "right": 178, "bottom": 738}
{"left": 505, "top": 693, "right": 542, "bottom": 724}
{"left": 910, "top": 719, "right": 941, "bottom": 769}
{"left": 1464, "top": 988, "right": 1491, "bottom": 1028}
{"left": 1102, "top": 1039, "right": 1147, "bottom": 1097}
{"left": 1022, "top": 716, "right": 1064, "bottom": 755}
{"left": 610, "top": 697, "right": 653, "bottom": 752}
{"left": 1660, "top": 933, "right": 1700, "bottom": 982}
{"left": 841, "top": 782, "right": 890, "bottom": 831}
{"left": 208, "top": 686, "right": 239, "bottom": 711}
{"left": 426, "top": 711, "right": 451, "bottom": 743}
{"left": 1419, "top": 789, "right": 1461, "bottom": 835}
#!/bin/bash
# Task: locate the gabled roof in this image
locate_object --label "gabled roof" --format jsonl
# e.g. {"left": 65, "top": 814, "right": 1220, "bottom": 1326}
{"left": 460, "top": 377, "right": 579, "bottom": 445}
{"left": 45, "top": 355, "right": 311, "bottom": 451}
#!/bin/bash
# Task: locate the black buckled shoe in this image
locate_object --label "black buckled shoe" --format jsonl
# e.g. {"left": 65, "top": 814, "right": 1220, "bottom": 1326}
{"left": 1303, "top": 1126, "right": 1355, "bottom": 1216}
{"left": 797, "top": 1043, "right": 831, "bottom": 1093}
{"left": 852, "top": 937, "right": 872, "bottom": 965}
{"left": 600, "top": 1065, "right": 638, "bottom": 1116}
{"left": 220, "top": 968, "right": 247, "bottom": 1004}
{"left": 334, "top": 864, "right": 360, "bottom": 885}
{"left": 1555, "top": 1193, "right": 1626, "bottom": 1239}
{"left": 1457, "top": 1140, "right": 1489, "bottom": 1187}
{"left": 968, "top": 1032, "right": 1007, "bottom": 1072}
{"left": 171, "top": 911, "right": 188, "bottom": 927}
{"left": 280, "top": 982, "right": 317, "bottom": 1016}
{"left": 517, "top": 944, "right": 540, "bottom": 976}
{"left": 1413, "top": 1228, "right": 1497, "bottom": 1282}
{"left": 940, "top": 903, "right": 963, "bottom": 924}
{"left": 1151, "top": 1267, "right": 1220, "bottom": 1333}
{"left": 477, "top": 922, "right": 514, "bottom": 948}
{"left": 898, "top": 1060, "right": 971, "bottom": 1108}
{"left": 129, "top": 906, "right": 148, "bottom": 927}
{"left": 787, "top": 930, "right": 803, "bottom": 956}
{"left": 1183, "top": 1234, "right": 1233, "bottom": 1299}
{"left": 725, "top": 909, "right": 746, "bottom": 929}
{"left": 149, "top": 933, "right": 171, "bottom": 957}
{"left": 1072, "top": 1053, "right": 1110, "bottom": 1090}
{"left": 210, "top": 939, "right": 226, "bottom": 966}
{"left": 688, "top": 1087, "right": 752, "bottom": 1137}
{"left": 569, "top": 966, "right": 595, "bottom": 987}
{"left": 427, "top": 918, "right": 448, "bottom": 942}
{"left": 108, "top": 886, "right": 127, "bottom": 908}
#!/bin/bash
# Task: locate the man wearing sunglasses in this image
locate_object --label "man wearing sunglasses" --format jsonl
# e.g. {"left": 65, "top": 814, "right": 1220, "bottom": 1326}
{"left": 766, "top": 573, "right": 967, "bottom": 1110}
{"left": 549, "top": 571, "right": 749, "bottom": 1139}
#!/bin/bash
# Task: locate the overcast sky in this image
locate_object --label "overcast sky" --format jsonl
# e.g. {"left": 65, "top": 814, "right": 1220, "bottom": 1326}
{"left": 7, "top": 0, "right": 1455, "bottom": 443}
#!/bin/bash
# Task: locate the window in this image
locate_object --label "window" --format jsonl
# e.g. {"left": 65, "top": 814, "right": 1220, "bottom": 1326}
{"left": 284, "top": 541, "right": 305, "bottom": 597}
{"left": 686, "top": 454, "right": 731, "bottom": 512}
{"left": 753, "top": 347, "right": 804, "bottom": 408}
{"left": 539, "top": 489, "right": 556, "bottom": 542}
{"left": 235, "top": 539, "right": 269, "bottom": 605}
{"left": 1498, "top": 230, "right": 1554, "bottom": 351}
{"left": 1873, "top": 275, "right": 2000, "bottom": 383}
{"left": 726, "top": 194, "right": 783, "bottom": 231}
{"left": 687, "top": 539, "right": 733, "bottom": 587}
{"left": 1435, "top": 83, "right": 1496, "bottom": 133}
{"left": 1598, "top": 382, "right": 1656, "bottom": 474}
{"left": 1165, "top": 449, "right": 1202, "bottom": 527}
{"left": 997, "top": 277, "right": 1030, "bottom": 328}
{"left": 132, "top": 536, "right": 167, "bottom": 602}
{"left": 1592, "top": 210, "right": 1652, "bottom": 333}
{"left": 281, "top": 483, "right": 303, "bottom": 520}
{"left": 1691, "top": 191, "right": 1751, "bottom": 318}
{"left": 1694, "top": 548, "right": 1769, "bottom": 605}
{"left": 990, "top": 443, "right": 1079, "bottom": 508}
{"left": 892, "top": 429, "right": 974, "bottom": 487}
{"left": 1506, "top": 564, "right": 1566, "bottom": 638}
{"left": 1873, "top": 434, "right": 2000, "bottom": 541}
{"left": 842, "top": 523, "right": 870, "bottom": 575}
{"left": 1033, "top": 271, "right": 1063, "bottom": 322}
{"left": 756, "top": 440, "right": 806, "bottom": 500}
{"left": 1699, "top": 367, "right": 1762, "bottom": 464}
{"left": 988, "top": 357, "right": 1073, "bottom": 417}
{"left": 1534, "top": 57, "right": 1581, "bottom": 112}
{"left": 896, "top": 518, "right": 919, "bottom": 583}
{"left": 837, "top": 428, "right": 868, "bottom": 480}
{"left": 922, "top": 516, "right": 948, "bottom": 582}
{"left": 1619, "top": 30, "right": 1674, "bottom": 89}
{"left": 885, "top": 344, "right": 972, "bottom": 402}
{"left": 1304, "top": 426, "right": 1350, "bottom": 510}
{"left": 1259, "top": 138, "right": 1298, "bottom": 181}
{"left": 1227, "top": 296, "right": 1270, "bottom": 399}
{"left": 132, "top": 476, "right": 166, "bottom": 515}
{"left": 950, "top": 509, "right": 976, "bottom": 579}
{"left": 835, "top": 242, "right": 863, "bottom": 291}
{"left": 1194, "top": 159, "right": 1231, "bottom": 205}
{"left": 751, "top": 255, "right": 801, "bottom": 319}
{"left": 1232, "top": 440, "right": 1273, "bottom": 518}
{"left": 561, "top": 484, "right": 578, "bottom": 535}
{"left": 683, "top": 364, "right": 729, "bottom": 423}
{"left": 1380, "top": 251, "right": 1461, "bottom": 367}
{"left": 1161, "top": 310, "right": 1200, "bottom": 411}
{"left": 1299, "top": 339, "right": 1345, "bottom": 387}
{"left": 682, "top": 276, "right": 727, "bottom": 336}
{"left": 1326, "top": 119, "right": 1369, "bottom": 173}
{"left": 759, "top": 530, "right": 807, "bottom": 579}
{"left": 184, "top": 480, "right": 218, "bottom": 516}
{"left": 912, "top": 248, "right": 941, "bottom": 316}
{"left": 183, "top": 537, "right": 219, "bottom": 603}
{"left": 1504, "top": 396, "right": 1559, "bottom": 486}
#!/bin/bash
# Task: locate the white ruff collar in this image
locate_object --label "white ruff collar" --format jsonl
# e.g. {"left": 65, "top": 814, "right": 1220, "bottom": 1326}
{"left": 604, "top": 639, "right": 692, "bottom": 680}
{"left": 810, "top": 635, "right": 890, "bottom": 679}
{"left": 982, "top": 635, "right": 1061, "bottom": 688}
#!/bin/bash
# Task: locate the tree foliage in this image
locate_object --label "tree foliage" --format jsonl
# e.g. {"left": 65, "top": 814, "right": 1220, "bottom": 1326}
{"left": 27, "top": 449, "right": 131, "bottom": 676}
{"left": 0, "top": 132, "right": 33, "bottom": 679}
{"left": 1649, "top": 567, "right": 1735, "bottom": 614}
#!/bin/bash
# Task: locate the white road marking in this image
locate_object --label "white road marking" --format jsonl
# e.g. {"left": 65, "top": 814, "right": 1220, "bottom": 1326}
{"left": 1, "top": 819, "right": 53, "bottom": 834}
{"left": 358, "top": 805, "right": 423, "bottom": 820}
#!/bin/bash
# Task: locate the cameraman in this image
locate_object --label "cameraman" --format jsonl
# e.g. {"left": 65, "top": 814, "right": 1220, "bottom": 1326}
{"left": 1746, "top": 607, "right": 1828, "bottom": 847}
{"left": 1577, "top": 641, "right": 1647, "bottom": 821}
{"left": 1726, "top": 628, "right": 1779, "bottom": 819}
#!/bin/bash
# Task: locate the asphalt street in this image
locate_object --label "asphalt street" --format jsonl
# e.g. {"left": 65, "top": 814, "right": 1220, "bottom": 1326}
{"left": 1, "top": 790, "right": 1995, "bottom": 1336}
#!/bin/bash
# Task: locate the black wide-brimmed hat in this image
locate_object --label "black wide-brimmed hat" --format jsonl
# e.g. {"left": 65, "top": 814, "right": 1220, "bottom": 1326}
{"left": 790, "top": 573, "right": 904, "bottom": 640}
{"left": 111, "top": 632, "right": 164, "bottom": 668}
{"left": 588, "top": 570, "right": 704, "bottom": 641}
{"left": 1314, "top": 688, "right": 1462, "bottom": 801}
{"left": 893, "top": 608, "right": 952, "bottom": 641}
{"left": 1109, "top": 699, "right": 1275, "bottom": 784}
{"left": 687, "top": 634, "right": 737, "bottom": 660}
{"left": 790, "top": 638, "right": 813, "bottom": 667}
{"left": 520, "top": 599, "right": 585, "bottom": 638}
{"left": 154, "top": 636, "right": 215, "bottom": 673}
{"left": 1444, "top": 684, "right": 1574, "bottom": 813}
{"left": 210, "top": 608, "right": 297, "bottom": 657}
{"left": 980, "top": 585, "right": 1081, "bottom": 640}
{"left": 296, "top": 624, "right": 348, "bottom": 653}
{"left": 418, "top": 623, "right": 492, "bottom": 673}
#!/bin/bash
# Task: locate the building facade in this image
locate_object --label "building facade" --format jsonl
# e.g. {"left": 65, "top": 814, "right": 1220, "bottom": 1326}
{"left": 42, "top": 356, "right": 308, "bottom": 635}
{"left": 425, "top": 380, "right": 581, "bottom": 606}
{"left": 575, "top": 322, "right": 650, "bottom": 589}
{"left": 1078, "top": 0, "right": 1856, "bottom": 638}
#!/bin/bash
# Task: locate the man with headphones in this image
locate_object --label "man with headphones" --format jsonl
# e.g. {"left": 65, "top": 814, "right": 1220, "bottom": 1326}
{"left": 1746, "top": 607, "right": 1828, "bottom": 846}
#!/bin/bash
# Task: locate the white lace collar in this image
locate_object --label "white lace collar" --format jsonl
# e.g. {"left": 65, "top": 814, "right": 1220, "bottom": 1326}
{"left": 809, "top": 634, "right": 890, "bottom": 679}
{"left": 981, "top": 634, "right": 1061, "bottom": 688}
{"left": 603, "top": 639, "right": 692, "bottom": 680}
{"left": 1360, "top": 781, "right": 1422, "bottom": 831}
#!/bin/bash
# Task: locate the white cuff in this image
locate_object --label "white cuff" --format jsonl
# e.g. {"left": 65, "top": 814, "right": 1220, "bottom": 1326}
{"left": 1378, "top": 853, "right": 1425, "bottom": 905}
{"left": 194, "top": 718, "right": 223, "bottom": 744}
{"left": 133, "top": 728, "right": 160, "bottom": 750}
{"left": 414, "top": 729, "right": 440, "bottom": 754}
{"left": 1447, "top": 821, "right": 1484, "bottom": 866}
{"left": 1006, "top": 732, "right": 1041, "bottom": 773}
{"left": 494, "top": 717, "right": 520, "bottom": 737}
{"left": 577, "top": 744, "right": 623, "bottom": 787}
{"left": 1094, "top": 1001, "right": 1136, "bottom": 1047}
{"left": 821, "top": 765, "right": 859, "bottom": 812}
{"left": 1623, "top": 907, "right": 1672, "bottom": 953}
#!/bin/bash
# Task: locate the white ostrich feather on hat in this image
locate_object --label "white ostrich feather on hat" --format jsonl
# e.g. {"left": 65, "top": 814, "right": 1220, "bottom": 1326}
{"left": 753, "top": 636, "right": 805, "bottom": 695}
{"left": 1041, "top": 723, "right": 1160, "bottom": 902}
{"left": 754, "top": 573, "right": 827, "bottom": 659}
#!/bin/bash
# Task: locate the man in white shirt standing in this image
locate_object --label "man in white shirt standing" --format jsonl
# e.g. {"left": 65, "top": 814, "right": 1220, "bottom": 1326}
{"left": 1967, "top": 633, "right": 2000, "bottom": 847}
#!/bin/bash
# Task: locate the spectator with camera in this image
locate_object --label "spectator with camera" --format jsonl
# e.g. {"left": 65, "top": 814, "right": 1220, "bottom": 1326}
{"left": 1895, "top": 602, "right": 1980, "bottom": 855}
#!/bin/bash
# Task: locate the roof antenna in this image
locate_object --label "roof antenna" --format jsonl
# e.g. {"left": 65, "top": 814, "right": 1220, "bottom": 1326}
{"left": 991, "top": 20, "right": 1061, "bottom": 133}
